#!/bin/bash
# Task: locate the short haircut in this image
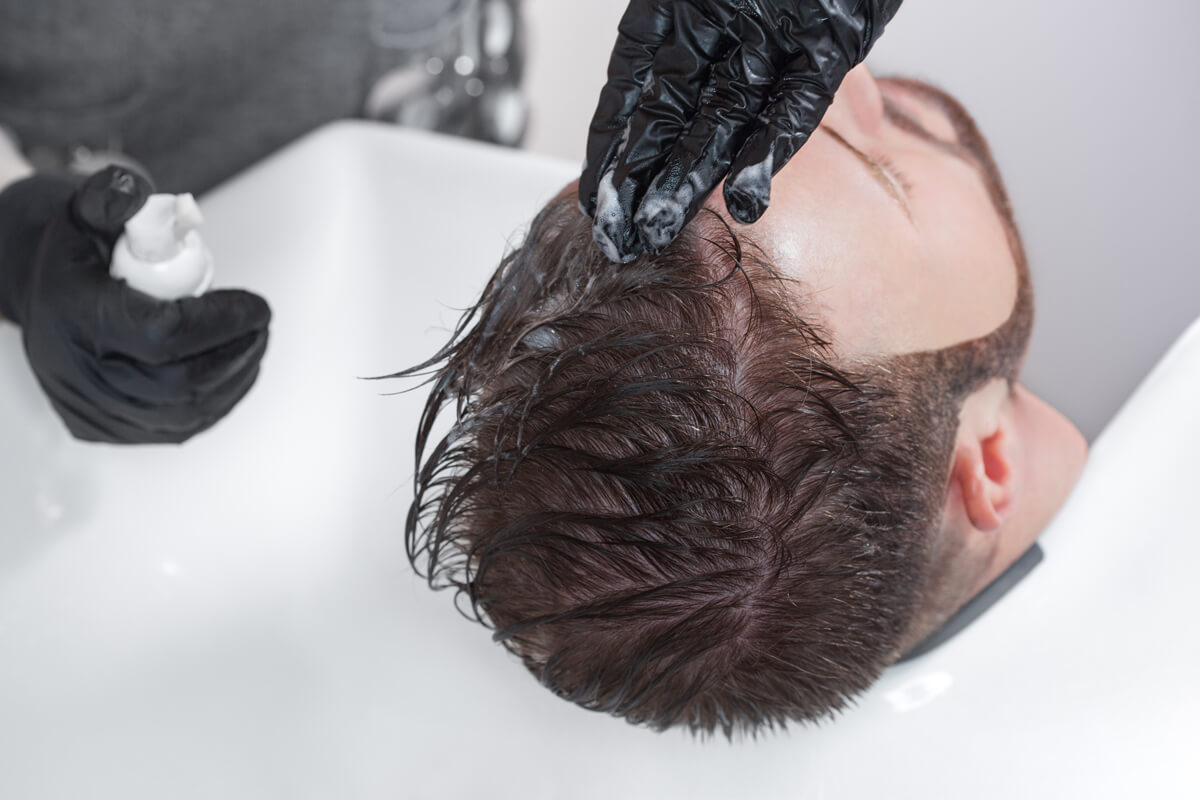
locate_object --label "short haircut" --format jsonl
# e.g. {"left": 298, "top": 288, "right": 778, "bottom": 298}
{"left": 401, "top": 187, "right": 1031, "bottom": 737}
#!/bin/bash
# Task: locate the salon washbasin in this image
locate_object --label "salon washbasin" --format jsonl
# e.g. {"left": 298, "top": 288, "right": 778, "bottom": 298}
{"left": 0, "top": 122, "right": 1196, "bottom": 799}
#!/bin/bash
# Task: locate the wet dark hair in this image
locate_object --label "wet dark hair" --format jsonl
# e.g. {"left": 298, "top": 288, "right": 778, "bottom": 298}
{"left": 399, "top": 190, "right": 1031, "bottom": 738}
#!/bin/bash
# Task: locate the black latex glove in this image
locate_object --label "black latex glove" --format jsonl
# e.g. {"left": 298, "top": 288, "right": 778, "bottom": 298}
{"left": 0, "top": 167, "right": 271, "bottom": 444}
{"left": 580, "top": 0, "right": 903, "bottom": 262}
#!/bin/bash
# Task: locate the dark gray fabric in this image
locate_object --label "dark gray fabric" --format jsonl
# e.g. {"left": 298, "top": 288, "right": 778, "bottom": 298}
{"left": 0, "top": 0, "right": 470, "bottom": 193}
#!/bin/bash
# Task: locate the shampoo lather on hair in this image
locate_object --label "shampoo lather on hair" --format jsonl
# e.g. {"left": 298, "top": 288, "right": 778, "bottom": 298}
{"left": 110, "top": 193, "right": 214, "bottom": 300}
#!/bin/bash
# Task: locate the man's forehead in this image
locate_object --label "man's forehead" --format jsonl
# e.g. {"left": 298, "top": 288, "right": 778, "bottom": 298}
{"left": 706, "top": 75, "right": 1024, "bottom": 361}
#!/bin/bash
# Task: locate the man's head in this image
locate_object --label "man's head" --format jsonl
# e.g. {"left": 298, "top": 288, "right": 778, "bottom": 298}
{"left": 404, "top": 66, "right": 1086, "bottom": 736}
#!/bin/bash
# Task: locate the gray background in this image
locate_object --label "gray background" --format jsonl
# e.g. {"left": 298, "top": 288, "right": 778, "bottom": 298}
{"left": 522, "top": 0, "right": 1200, "bottom": 440}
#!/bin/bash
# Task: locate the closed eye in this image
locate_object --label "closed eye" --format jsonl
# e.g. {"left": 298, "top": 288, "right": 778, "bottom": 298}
{"left": 824, "top": 127, "right": 915, "bottom": 225}
{"left": 873, "top": 154, "right": 915, "bottom": 197}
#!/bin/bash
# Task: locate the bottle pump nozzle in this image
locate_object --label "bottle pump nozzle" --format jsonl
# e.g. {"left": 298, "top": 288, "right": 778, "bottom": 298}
{"left": 110, "top": 193, "right": 214, "bottom": 300}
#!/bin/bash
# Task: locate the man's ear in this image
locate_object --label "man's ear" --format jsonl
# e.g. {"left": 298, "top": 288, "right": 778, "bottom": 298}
{"left": 950, "top": 424, "right": 1017, "bottom": 532}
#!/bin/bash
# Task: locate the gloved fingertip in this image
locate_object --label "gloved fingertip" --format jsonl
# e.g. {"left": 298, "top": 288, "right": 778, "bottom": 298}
{"left": 724, "top": 186, "right": 768, "bottom": 224}
{"left": 592, "top": 219, "right": 642, "bottom": 264}
{"left": 180, "top": 288, "right": 274, "bottom": 335}
{"left": 244, "top": 294, "right": 273, "bottom": 331}
{"left": 73, "top": 166, "right": 154, "bottom": 234}
{"left": 724, "top": 175, "right": 772, "bottom": 225}
{"left": 634, "top": 190, "right": 687, "bottom": 253}
{"left": 591, "top": 169, "right": 642, "bottom": 263}
{"left": 225, "top": 295, "right": 272, "bottom": 334}
{"left": 725, "top": 148, "right": 774, "bottom": 224}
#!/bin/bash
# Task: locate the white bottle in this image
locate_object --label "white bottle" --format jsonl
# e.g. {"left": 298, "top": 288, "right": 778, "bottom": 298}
{"left": 110, "top": 193, "right": 214, "bottom": 300}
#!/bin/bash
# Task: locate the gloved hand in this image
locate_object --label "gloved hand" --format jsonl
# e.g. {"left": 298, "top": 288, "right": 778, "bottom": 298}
{"left": 580, "top": 0, "right": 903, "bottom": 262}
{"left": 0, "top": 167, "right": 271, "bottom": 444}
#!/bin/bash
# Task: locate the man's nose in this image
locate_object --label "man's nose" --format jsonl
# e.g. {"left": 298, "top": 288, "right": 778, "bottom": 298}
{"left": 823, "top": 62, "right": 885, "bottom": 137}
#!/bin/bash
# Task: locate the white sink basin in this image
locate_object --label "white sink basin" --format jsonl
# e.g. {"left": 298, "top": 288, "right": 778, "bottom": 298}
{"left": 1, "top": 122, "right": 1196, "bottom": 799}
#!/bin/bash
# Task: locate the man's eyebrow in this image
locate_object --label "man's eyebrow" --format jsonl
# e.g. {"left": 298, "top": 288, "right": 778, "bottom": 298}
{"left": 823, "top": 127, "right": 915, "bottom": 224}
